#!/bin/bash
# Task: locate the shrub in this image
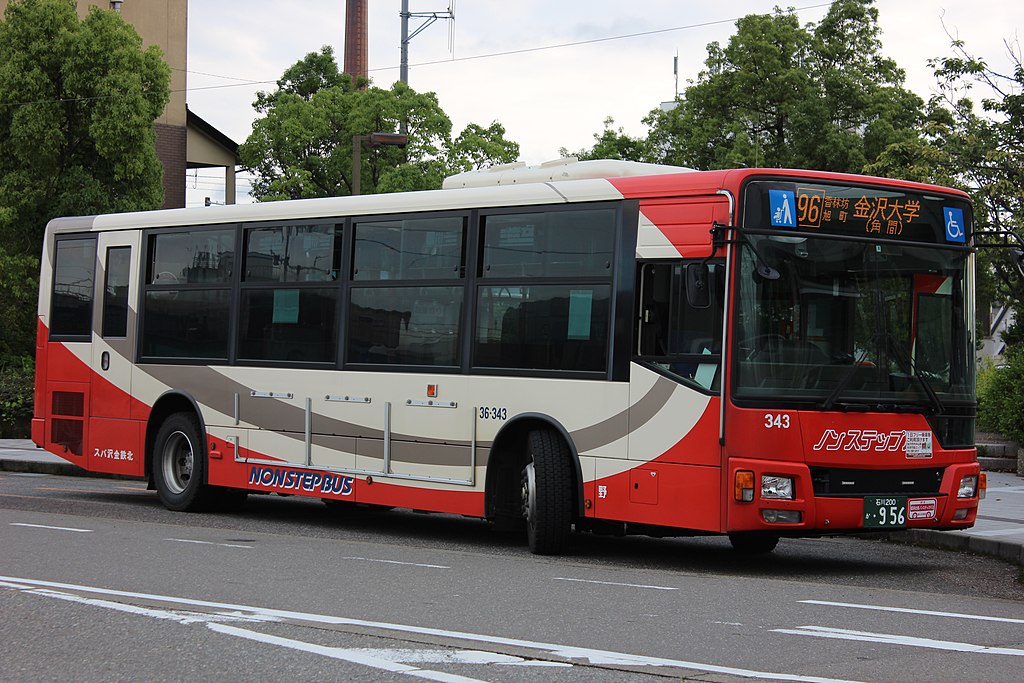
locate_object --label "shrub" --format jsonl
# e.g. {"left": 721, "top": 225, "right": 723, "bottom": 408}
{"left": 0, "top": 355, "right": 34, "bottom": 438}
{"left": 977, "top": 349, "right": 1024, "bottom": 443}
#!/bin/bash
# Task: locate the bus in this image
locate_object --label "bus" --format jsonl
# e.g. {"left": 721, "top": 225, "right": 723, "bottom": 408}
{"left": 32, "top": 159, "right": 984, "bottom": 554}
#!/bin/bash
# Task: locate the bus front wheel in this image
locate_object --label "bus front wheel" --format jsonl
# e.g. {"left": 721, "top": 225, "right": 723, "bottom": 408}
{"left": 521, "top": 429, "right": 573, "bottom": 555}
{"left": 728, "top": 532, "right": 780, "bottom": 555}
{"left": 153, "top": 412, "right": 213, "bottom": 512}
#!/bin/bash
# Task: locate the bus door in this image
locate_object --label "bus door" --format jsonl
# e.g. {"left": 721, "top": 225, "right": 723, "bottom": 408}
{"left": 88, "top": 230, "right": 144, "bottom": 475}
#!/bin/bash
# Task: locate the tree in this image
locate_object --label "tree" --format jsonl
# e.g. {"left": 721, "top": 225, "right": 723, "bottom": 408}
{"left": 572, "top": 1, "right": 923, "bottom": 174}
{"left": 239, "top": 47, "right": 520, "bottom": 200}
{"left": 559, "top": 117, "right": 654, "bottom": 162}
{"left": 867, "top": 36, "right": 1024, "bottom": 343}
{"left": 0, "top": 0, "right": 170, "bottom": 359}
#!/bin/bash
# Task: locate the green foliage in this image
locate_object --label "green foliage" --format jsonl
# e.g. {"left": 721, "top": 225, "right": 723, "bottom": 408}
{"left": 240, "top": 47, "right": 520, "bottom": 199}
{"left": 0, "top": 0, "right": 170, "bottom": 358}
{"left": 977, "top": 350, "right": 1024, "bottom": 443}
{"left": 869, "top": 34, "right": 1024, "bottom": 345}
{"left": 572, "top": 1, "right": 923, "bottom": 173}
{"left": 0, "top": 249, "right": 39, "bottom": 357}
{"left": 559, "top": 117, "right": 655, "bottom": 162}
{"left": 0, "top": 355, "right": 33, "bottom": 438}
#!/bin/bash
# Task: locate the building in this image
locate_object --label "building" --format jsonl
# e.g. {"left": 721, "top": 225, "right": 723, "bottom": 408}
{"left": 0, "top": 0, "right": 238, "bottom": 207}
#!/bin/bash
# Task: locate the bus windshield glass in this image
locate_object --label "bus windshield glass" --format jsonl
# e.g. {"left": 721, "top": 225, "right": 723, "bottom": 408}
{"left": 732, "top": 234, "right": 973, "bottom": 410}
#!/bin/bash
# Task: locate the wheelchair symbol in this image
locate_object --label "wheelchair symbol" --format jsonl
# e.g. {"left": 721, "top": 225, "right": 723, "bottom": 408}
{"left": 945, "top": 208, "right": 965, "bottom": 242}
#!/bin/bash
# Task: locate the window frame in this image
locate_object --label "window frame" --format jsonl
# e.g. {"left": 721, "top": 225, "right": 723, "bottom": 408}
{"left": 49, "top": 235, "right": 98, "bottom": 342}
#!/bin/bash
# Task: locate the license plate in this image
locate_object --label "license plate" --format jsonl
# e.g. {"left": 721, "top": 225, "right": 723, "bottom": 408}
{"left": 863, "top": 496, "right": 907, "bottom": 529}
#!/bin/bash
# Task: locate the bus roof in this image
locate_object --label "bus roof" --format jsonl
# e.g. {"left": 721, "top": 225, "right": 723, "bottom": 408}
{"left": 441, "top": 158, "right": 694, "bottom": 188}
{"left": 44, "top": 161, "right": 970, "bottom": 236}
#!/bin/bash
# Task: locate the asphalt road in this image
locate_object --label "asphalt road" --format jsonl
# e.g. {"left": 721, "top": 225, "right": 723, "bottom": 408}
{"left": 2, "top": 471, "right": 1023, "bottom": 682}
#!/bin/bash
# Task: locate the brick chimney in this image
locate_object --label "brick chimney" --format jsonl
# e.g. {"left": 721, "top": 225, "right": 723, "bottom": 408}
{"left": 344, "top": 0, "right": 368, "bottom": 84}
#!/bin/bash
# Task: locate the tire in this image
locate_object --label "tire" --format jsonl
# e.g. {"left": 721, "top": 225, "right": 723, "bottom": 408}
{"left": 728, "top": 532, "right": 780, "bottom": 555}
{"left": 153, "top": 412, "right": 214, "bottom": 512}
{"left": 521, "top": 429, "right": 574, "bottom": 555}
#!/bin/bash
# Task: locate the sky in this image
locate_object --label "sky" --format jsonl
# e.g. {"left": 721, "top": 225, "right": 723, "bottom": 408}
{"left": 184, "top": 1, "right": 1023, "bottom": 206}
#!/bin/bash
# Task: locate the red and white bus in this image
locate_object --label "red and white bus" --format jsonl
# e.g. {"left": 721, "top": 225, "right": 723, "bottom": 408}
{"left": 32, "top": 159, "right": 984, "bottom": 554}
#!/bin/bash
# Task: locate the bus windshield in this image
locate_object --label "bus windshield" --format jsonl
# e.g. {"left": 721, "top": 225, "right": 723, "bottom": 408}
{"left": 733, "top": 234, "right": 974, "bottom": 411}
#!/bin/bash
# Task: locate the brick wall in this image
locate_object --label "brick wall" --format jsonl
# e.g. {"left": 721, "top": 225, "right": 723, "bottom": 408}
{"left": 155, "top": 124, "right": 187, "bottom": 209}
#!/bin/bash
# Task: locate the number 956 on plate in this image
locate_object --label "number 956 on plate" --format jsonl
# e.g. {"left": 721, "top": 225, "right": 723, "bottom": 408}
{"left": 863, "top": 496, "right": 907, "bottom": 529}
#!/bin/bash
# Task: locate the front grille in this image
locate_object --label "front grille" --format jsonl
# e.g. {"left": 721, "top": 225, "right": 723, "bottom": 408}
{"left": 811, "top": 467, "right": 944, "bottom": 497}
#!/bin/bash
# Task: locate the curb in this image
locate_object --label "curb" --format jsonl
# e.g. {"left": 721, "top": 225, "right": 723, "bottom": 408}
{"left": 978, "top": 456, "right": 1018, "bottom": 472}
{"left": 888, "top": 529, "right": 1024, "bottom": 567}
{"left": 0, "top": 459, "right": 134, "bottom": 481}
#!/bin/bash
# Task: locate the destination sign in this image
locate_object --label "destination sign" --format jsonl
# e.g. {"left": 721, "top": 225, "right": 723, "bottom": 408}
{"left": 748, "top": 181, "right": 972, "bottom": 245}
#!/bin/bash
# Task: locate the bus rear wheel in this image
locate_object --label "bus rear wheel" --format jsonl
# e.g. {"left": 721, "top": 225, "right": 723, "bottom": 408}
{"left": 521, "top": 429, "right": 574, "bottom": 555}
{"left": 153, "top": 412, "right": 214, "bottom": 512}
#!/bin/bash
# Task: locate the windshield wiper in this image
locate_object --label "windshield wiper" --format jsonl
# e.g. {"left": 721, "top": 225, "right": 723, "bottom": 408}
{"left": 821, "top": 347, "right": 872, "bottom": 411}
{"left": 884, "top": 332, "right": 945, "bottom": 415}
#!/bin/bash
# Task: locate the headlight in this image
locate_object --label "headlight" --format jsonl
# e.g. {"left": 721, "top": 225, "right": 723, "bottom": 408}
{"left": 761, "top": 475, "right": 794, "bottom": 500}
{"left": 957, "top": 475, "right": 978, "bottom": 499}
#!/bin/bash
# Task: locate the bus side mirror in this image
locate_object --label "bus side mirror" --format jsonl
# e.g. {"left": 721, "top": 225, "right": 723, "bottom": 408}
{"left": 686, "top": 263, "right": 711, "bottom": 309}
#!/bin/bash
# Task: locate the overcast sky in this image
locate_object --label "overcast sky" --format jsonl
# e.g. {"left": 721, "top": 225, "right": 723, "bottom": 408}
{"left": 184, "top": 1, "right": 1023, "bottom": 205}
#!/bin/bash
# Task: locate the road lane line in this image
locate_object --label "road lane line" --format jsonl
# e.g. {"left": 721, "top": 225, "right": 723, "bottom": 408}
{"left": 800, "top": 600, "right": 1024, "bottom": 624}
{"left": 0, "top": 574, "right": 866, "bottom": 683}
{"left": 9, "top": 522, "right": 92, "bottom": 533}
{"left": 341, "top": 556, "right": 450, "bottom": 569}
{"left": 773, "top": 626, "right": 1024, "bottom": 656}
{"left": 166, "top": 540, "right": 254, "bottom": 548}
{"left": 553, "top": 577, "right": 677, "bottom": 591}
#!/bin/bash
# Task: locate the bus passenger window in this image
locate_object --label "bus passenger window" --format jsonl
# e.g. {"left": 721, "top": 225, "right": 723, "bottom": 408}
{"left": 50, "top": 237, "right": 97, "bottom": 338}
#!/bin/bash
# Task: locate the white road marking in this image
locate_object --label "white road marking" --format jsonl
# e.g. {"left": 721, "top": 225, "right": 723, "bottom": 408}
{"left": 165, "top": 538, "right": 253, "bottom": 549}
{"left": 341, "top": 556, "right": 450, "bottom": 569}
{"left": 0, "top": 574, "right": 866, "bottom": 683}
{"left": 0, "top": 579, "right": 279, "bottom": 626}
{"left": 800, "top": 600, "right": 1024, "bottom": 625}
{"left": 344, "top": 648, "right": 570, "bottom": 666}
{"left": 773, "top": 626, "right": 1024, "bottom": 656}
{"left": 208, "top": 624, "right": 490, "bottom": 683}
{"left": 553, "top": 577, "right": 678, "bottom": 591}
{"left": 10, "top": 522, "right": 92, "bottom": 533}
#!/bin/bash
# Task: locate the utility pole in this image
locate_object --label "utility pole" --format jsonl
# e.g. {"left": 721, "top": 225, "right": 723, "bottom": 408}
{"left": 399, "top": 0, "right": 454, "bottom": 86}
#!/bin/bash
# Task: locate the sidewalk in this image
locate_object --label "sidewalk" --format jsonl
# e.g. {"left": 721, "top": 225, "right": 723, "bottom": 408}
{"left": 1, "top": 439, "right": 1022, "bottom": 565}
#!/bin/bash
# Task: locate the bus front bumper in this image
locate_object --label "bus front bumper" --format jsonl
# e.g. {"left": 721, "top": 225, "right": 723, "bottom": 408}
{"left": 726, "top": 458, "right": 982, "bottom": 534}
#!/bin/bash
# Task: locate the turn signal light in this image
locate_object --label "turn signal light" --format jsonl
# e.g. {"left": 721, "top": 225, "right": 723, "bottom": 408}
{"left": 979, "top": 472, "right": 987, "bottom": 500}
{"left": 735, "top": 470, "right": 755, "bottom": 502}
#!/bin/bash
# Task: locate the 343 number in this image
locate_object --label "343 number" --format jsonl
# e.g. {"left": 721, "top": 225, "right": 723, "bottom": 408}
{"left": 479, "top": 407, "right": 508, "bottom": 420}
{"left": 764, "top": 413, "right": 791, "bottom": 429}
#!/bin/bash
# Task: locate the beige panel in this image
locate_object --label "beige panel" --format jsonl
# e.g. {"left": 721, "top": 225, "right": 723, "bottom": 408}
{"left": 187, "top": 126, "right": 237, "bottom": 168}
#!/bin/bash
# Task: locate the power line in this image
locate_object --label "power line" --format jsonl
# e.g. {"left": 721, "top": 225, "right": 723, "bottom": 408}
{"left": 2, "top": 3, "right": 833, "bottom": 108}
{"left": 181, "top": 3, "right": 833, "bottom": 88}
